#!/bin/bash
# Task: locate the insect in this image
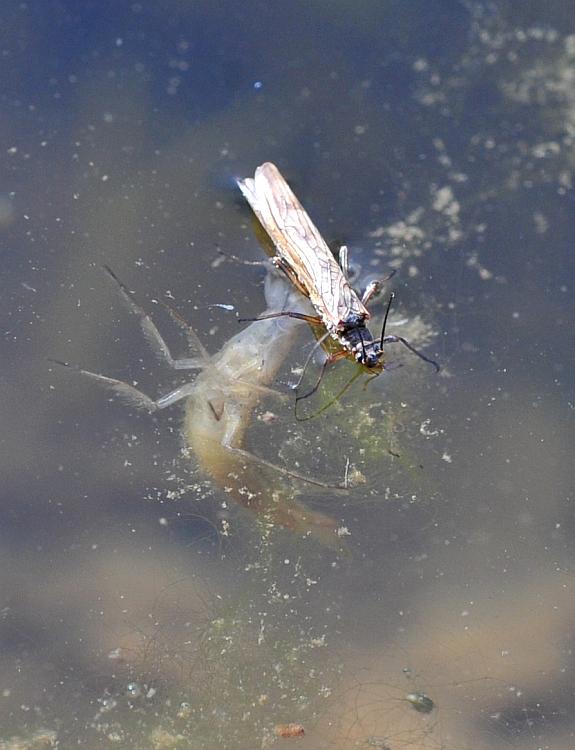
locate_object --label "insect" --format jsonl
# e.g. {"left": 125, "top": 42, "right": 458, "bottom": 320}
{"left": 237, "top": 162, "right": 439, "bottom": 388}
{"left": 51, "top": 266, "right": 343, "bottom": 545}
{"left": 273, "top": 723, "right": 305, "bottom": 738}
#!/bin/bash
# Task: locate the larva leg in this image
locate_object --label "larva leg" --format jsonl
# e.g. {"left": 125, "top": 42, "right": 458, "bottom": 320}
{"left": 49, "top": 359, "right": 197, "bottom": 411}
{"left": 103, "top": 265, "right": 209, "bottom": 369}
{"left": 221, "top": 437, "right": 347, "bottom": 491}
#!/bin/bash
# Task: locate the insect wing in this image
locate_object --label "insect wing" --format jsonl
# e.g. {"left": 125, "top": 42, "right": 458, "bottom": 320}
{"left": 238, "top": 163, "right": 369, "bottom": 330}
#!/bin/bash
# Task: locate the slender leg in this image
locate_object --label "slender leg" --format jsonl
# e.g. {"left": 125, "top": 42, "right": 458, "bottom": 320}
{"left": 382, "top": 335, "right": 440, "bottom": 372}
{"left": 103, "top": 265, "right": 208, "bottom": 369}
{"left": 215, "top": 247, "right": 268, "bottom": 266}
{"left": 296, "top": 367, "right": 363, "bottom": 423}
{"left": 49, "top": 359, "right": 197, "bottom": 411}
{"left": 338, "top": 245, "right": 349, "bottom": 276}
{"left": 221, "top": 437, "right": 348, "bottom": 491}
{"left": 361, "top": 269, "right": 398, "bottom": 307}
{"left": 291, "top": 332, "right": 331, "bottom": 391}
{"left": 231, "top": 379, "right": 289, "bottom": 401}
{"left": 271, "top": 256, "right": 311, "bottom": 297}
{"left": 157, "top": 300, "right": 211, "bottom": 362}
{"left": 361, "top": 280, "right": 382, "bottom": 306}
{"left": 238, "top": 310, "right": 322, "bottom": 325}
{"left": 295, "top": 352, "right": 341, "bottom": 404}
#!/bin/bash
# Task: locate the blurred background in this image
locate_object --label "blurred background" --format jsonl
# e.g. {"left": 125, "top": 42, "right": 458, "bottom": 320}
{"left": 1, "top": 1, "right": 575, "bottom": 747}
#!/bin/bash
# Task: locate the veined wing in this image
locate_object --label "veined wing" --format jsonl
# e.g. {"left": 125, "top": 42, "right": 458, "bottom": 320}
{"left": 237, "top": 162, "right": 369, "bottom": 329}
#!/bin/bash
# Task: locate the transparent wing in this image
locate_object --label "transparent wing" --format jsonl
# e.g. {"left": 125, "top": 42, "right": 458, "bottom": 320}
{"left": 238, "top": 163, "right": 369, "bottom": 329}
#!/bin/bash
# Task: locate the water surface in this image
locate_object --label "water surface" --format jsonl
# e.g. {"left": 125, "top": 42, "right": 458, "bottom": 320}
{"left": 2, "top": 1, "right": 575, "bottom": 748}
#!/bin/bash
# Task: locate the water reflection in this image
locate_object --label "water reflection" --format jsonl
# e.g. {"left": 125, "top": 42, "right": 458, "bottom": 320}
{"left": 1, "top": 1, "right": 575, "bottom": 749}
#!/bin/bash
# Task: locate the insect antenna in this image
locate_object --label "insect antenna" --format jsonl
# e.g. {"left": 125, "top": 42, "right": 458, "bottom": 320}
{"left": 378, "top": 292, "right": 440, "bottom": 371}
{"left": 379, "top": 291, "right": 395, "bottom": 348}
{"left": 382, "top": 334, "right": 440, "bottom": 372}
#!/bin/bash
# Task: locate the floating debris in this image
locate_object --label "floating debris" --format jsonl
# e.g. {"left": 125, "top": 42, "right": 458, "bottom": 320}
{"left": 274, "top": 723, "right": 305, "bottom": 738}
{"left": 405, "top": 691, "right": 435, "bottom": 713}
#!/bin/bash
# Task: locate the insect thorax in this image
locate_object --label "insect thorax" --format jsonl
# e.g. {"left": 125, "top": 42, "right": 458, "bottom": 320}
{"left": 340, "top": 312, "right": 368, "bottom": 331}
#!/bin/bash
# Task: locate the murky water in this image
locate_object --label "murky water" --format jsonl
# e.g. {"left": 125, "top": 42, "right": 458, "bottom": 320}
{"left": 2, "top": 1, "right": 575, "bottom": 748}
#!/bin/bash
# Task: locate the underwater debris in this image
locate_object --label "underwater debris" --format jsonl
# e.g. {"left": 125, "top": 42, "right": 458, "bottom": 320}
{"left": 273, "top": 723, "right": 305, "bottom": 738}
{"left": 405, "top": 691, "right": 435, "bottom": 714}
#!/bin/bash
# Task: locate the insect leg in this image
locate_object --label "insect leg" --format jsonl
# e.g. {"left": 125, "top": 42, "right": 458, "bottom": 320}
{"left": 361, "top": 270, "right": 397, "bottom": 307}
{"left": 296, "top": 366, "right": 363, "bottom": 423}
{"left": 381, "top": 335, "right": 440, "bottom": 372}
{"left": 157, "top": 300, "right": 212, "bottom": 362}
{"left": 230, "top": 378, "right": 289, "bottom": 402}
{"left": 292, "top": 332, "right": 331, "bottom": 391}
{"left": 361, "top": 280, "right": 382, "bottom": 306}
{"left": 103, "top": 265, "right": 209, "bottom": 368}
{"left": 295, "top": 352, "right": 339, "bottom": 404}
{"left": 215, "top": 247, "right": 268, "bottom": 266}
{"left": 220, "top": 437, "right": 348, "bottom": 491}
{"left": 237, "top": 311, "right": 322, "bottom": 325}
{"left": 338, "top": 245, "right": 349, "bottom": 275}
{"left": 49, "top": 359, "right": 198, "bottom": 411}
{"left": 271, "top": 256, "right": 311, "bottom": 297}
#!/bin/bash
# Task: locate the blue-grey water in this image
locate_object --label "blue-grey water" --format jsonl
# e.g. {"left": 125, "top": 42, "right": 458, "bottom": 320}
{"left": 1, "top": 1, "right": 575, "bottom": 748}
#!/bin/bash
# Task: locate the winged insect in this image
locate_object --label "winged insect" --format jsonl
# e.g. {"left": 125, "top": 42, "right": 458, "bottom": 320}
{"left": 237, "top": 163, "right": 439, "bottom": 395}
